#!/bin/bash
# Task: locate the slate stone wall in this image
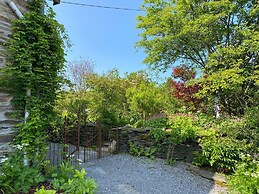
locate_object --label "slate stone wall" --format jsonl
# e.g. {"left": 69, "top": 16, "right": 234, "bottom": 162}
{"left": 0, "top": 0, "right": 28, "bottom": 154}
{"left": 110, "top": 126, "right": 200, "bottom": 163}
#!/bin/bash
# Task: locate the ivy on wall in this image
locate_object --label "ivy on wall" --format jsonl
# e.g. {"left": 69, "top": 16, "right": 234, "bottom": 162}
{"left": 0, "top": 0, "right": 68, "bottom": 161}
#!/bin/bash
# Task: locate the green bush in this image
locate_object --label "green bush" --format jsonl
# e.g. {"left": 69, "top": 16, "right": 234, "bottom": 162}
{"left": 51, "top": 162, "right": 97, "bottom": 194}
{"left": 60, "top": 168, "right": 97, "bottom": 194}
{"left": 51, "top": 162, "right": 74, "bottom": 190}
{"left": 168, "top": 115, "right": 199, "bottom": 145}
{"left": 198, "top": 135, "right": 249, "bottom": 172}
{"left": 144, "top": 117, "right": 169, "bottom": 129}
{"left": 149, "top": 128, "right": 166, "bottom": 143}
{"left": 0, "top": 154, "right": 45, "bottom": 193}
{"left": 129, "top": 142, "right": 157, "bottom": 159}
{"left": 243, "top": 107, "right": 259, "bottom": 153}
{"left": 228, "top": 154, "right": 259, "bottom": 194}
{"left": 35, "top": 186, "right": 57, "bottom": 194}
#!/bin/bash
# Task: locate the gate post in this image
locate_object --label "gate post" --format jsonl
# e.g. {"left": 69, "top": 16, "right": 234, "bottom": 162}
{"left": 97, "top": 123, "right": 102, "bottom": 159}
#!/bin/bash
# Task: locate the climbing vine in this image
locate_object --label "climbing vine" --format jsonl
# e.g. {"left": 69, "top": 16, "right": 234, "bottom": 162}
{"left": 0, "top": 0, "right": 68, "bottom": 161}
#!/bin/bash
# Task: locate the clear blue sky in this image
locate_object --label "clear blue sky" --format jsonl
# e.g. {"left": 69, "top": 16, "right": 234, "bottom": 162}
{"left": 48, "top": 0, "right": 171, "bottom": 80}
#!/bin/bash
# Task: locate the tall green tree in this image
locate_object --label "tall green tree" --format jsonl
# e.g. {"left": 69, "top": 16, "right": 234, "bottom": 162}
{"left": 137, "top": 0, "right": 259, "bottom": 115}
{"left": 125, "top": 71, "right": 179, "bottom": 121}
{"left": 85, "top": 69, "right": 128, "bottom": 125}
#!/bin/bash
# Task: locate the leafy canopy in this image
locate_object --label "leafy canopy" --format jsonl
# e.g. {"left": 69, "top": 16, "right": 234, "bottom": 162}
{"left": 0, "top": 0, "right": 68, "bottom": 161}
{"left": 137, "top": 0, "right": 259, "bottom": 115}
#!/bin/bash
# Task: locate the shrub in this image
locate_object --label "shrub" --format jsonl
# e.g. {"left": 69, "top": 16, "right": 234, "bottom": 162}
{"left": 0, "top": 153, "right": 45, "bottom": 194}
{"left": 144, "top": 116, "right": 169, "bottom": 129}
{"left": 60, "top": 168, "right": 97, "bottom": 194}
{"left": 129, "top": 142, "right": 157, "bottom": 159}
{"left": 198, "top": 135, "right": 249, "bottom": 173}
{"left": 228, "top": 154, "right": 259, "bottom": 194}
{"left": 51, "top": 162, "right": 74, "bottom": 190}
{"left": 35, "top": 186, "right": 57, "bottom": 194}
{"left": 168, "top": 115, "right": 199, "bottom": 144}
{"left": 51, "top": 162, "right": 97, "bottom": 194}
{"left": 149, "top": 128, "right": 166, "bottom": 143}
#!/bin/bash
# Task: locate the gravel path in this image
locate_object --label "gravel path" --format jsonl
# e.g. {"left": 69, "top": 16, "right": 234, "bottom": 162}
{"left": 81, "top": 154, "right": 227, "bottom": 194}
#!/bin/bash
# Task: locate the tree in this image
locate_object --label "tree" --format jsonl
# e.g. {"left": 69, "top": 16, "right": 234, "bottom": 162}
{"left": 85, "top": 69, "right": 128, "bottom": 125}
{"left": 66, "top": 58, "right": 94, "bottom": 92}
{"left": 170, "top": 64, "right": 202, "bottom": 111}
{"left": 125, "top": 71, "right": 175, "bottom": 121}
{"left": 137, "top": 0, "right": 259, "bottom": 115}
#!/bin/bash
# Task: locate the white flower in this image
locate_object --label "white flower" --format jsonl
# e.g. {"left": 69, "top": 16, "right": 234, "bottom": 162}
{"left": 16, "top": 144, "right": 23, "bottom": 150}
{"left": 77, "top": 159, "right": 82, "bottom": 163}
{"left": 244, "top": 172, "right": 249, "bottom": 176}
{"left": 0, "top": 158, "right": 8, "bottom": 163}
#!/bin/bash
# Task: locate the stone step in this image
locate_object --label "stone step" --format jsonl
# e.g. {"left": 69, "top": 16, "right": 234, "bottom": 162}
{"left": 187, "top": 164, "right": 226, "bottom": 185}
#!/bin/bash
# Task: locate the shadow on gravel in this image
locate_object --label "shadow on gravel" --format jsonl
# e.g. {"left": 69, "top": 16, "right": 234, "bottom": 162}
{"left": 81, "top": 154, "right": 227, "bottom": 194}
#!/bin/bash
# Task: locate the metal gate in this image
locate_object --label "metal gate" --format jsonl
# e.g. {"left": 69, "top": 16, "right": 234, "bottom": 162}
{"left": 47, "top": 116, "right": 117, "bottom": 166}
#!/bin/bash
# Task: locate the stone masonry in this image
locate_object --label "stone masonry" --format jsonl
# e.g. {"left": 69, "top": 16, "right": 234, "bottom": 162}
{"left": 0, "top": 0, "right": 28, "bottom": 155}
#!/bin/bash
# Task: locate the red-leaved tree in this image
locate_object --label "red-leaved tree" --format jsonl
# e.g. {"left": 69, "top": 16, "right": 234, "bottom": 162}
{"left": 170, "top": 64, "right": 202, "bottom": 110}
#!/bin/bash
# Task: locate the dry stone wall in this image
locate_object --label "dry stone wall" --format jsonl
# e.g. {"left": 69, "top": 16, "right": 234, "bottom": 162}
{"left": 110, "top": 126, "right": 200, "bottom": 163}
{"left": 0, "top": 0, "right": 28, "bottom": 154}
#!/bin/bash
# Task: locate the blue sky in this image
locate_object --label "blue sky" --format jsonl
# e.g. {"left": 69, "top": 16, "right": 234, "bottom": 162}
{"left": 49, "top": 0, "right": 171, "bottom": 80}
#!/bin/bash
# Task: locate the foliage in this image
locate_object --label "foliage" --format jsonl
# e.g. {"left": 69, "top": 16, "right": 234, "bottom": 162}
{"left": 1, "top": 0, "right": 67, "bottom": 114}
{"left": 126, "top": 81, "right": 165, "bottom": 121}
{"left": 35, "top": 187, "right": 57, "bottom": 194}
{"left": 60, "top": 168, "right": 97, "bottom": 194}
{"left": 137, "top": 0, "right": 259, "bottom": 116}
{"left": 129, "top": 142, "right": 157, "bottom": 159}
{"left": 55, "top": 91, "right": 89, "bottom": 129}
{"left": 13, "top": 103, "right": 50, "bottom": 162}
{"left": 59, "top": 69, "right": 179, "bottom": 126}
{"left": 0, "top": 153, "right": 45, "bottom": 193}
{"left": 168, "top": 115, "right": 198, "bottom": 145}
{"left": 149, "top": 128, "right": 166, "bottom": 143}
{"left": 228, "top": 154, "right": 259, "bottom": 194}
{"left": 170, "top": 65, "right": 202, "bottom": 111}
{"left": 243, "top": 106, "right": 259, "bottom": 153}
{"left": 51, "top": 162, "right": 74, "bottom": 190}
{"left": 144, "top": 116, "right": 169, "bottom": 129}
{"left": 0, "top": 0, "right": 68, "bottom": 163}
{"left": 192, "top": 151, "right": 209, "bottom": 167}
{"left": 51, "top": 162, "right": 97, "bottom": 194}
{"left": 198, "top": 134, "right": 249, "bottom": 173}
{"left": 194, "top": 111, "right": 259, "bottom": 174}
{"left": 85, "top": 69, "right": 128, "bottom": 125}
{"left": 0, "top": 1, "right": 71, "bottom": 193}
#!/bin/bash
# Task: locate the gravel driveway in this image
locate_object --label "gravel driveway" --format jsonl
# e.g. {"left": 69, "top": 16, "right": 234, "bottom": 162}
{"left": 81, "top": 154, "right": 227, "bottom": 194}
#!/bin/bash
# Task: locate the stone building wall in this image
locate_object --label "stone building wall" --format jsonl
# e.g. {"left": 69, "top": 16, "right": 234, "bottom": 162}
{"left": 0, "top": 0, "right": 29, "bottom": 154}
